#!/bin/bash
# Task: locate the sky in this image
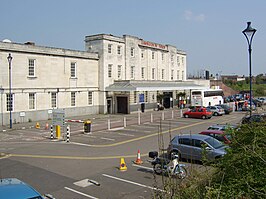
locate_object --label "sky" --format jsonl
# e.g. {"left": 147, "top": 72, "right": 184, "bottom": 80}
{"left": 1, "top": 0, "right": 265, "bottom": 77}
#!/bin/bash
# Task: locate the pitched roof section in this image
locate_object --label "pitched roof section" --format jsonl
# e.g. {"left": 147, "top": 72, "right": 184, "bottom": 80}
{"left": 106, "top": 80, "right": 207, "bottom": 91}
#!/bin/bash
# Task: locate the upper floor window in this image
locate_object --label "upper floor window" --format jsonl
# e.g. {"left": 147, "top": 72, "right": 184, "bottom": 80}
{"left": 177, "top": 56, "right": 180, "bottom": 66}
{"left": 171, "top": 55, "right": 174, "bottom": 62}
{"left": 141, "top": 67, "right": 145, "bottom": 79}
{"left": 71, "top": 62, "right": 76, "bottom": 78}
{"left": 117, "top": 65, "right": 122, "bottom": 79}
{"left": 108, "top": 64, "right": 112, "bottom": 78}
{"left": 152, "top": 52, "right": 155, "bottom": 59}
{"left": 108, "top": 44, "right": 112, "bottom": 53}
{"left": 71, "top": 92, "right": 76, "bottom": 106}
{"left": 88, "top": 91, "right": 93, "bottom": 105}
{"left": 29, "top": 93, "right": 36, "bottom": 109}
{"left": 51, "top": 92, "right": 57, "bottom": 108}
{"left": 133, "top": 91, "right": 137, "bottom": 103}
{"left": 177, "top": 70, "right": 180, "bottom": 80}
{"left": 162, "top": 69, "right": 165, "bottom": 80}
{"left": 28, "top": 59, "right": 35, "bottom": 77}
{"left": 130, "top": 47, "right": 135, "bottom": 57}
{"left": 145, "top": 91, "right": 148, "bottom": 102}
{"left": 152, "top": 68, "right": 155, "bottom": 80}
{"left": 117, "top": 46, "right": 121, "bottom": 55}
{"left": 162, "top": 53, "right": 164, "bottom": 61}
{"left": 182, "top": 57, "right": 184, "bottom": 64}
{"left": 171, "top": 70, "right": 174, "bottom": 80}
{"left": 130, "top": 66, "right": 135, "bottom": 79}
{"left": 141, "top": 50, "right": 144, "bottom": 58}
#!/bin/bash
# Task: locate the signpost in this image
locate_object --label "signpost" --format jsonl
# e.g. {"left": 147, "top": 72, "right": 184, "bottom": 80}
{"left": 52, "top": 109, "right": 65, "bottom": 138}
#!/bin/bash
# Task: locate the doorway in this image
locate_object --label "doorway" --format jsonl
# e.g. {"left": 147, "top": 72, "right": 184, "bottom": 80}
{"left": 117, "top": 96, "right": 128, "bottom": 114}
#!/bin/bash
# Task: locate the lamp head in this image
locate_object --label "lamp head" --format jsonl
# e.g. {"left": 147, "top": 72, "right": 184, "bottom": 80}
{"left": 7, "top": 53, "right": 13, "bottom": 62}
{"left": 242, "top": 22, "right": 256, "bottom": 44}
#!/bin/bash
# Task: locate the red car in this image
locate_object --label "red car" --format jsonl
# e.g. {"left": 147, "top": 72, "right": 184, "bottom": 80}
{"left": 183, "top": 107, "right": 212, "bottom": 119}
{"left": 199, "top": 130, "right": 231, "bottom": 144}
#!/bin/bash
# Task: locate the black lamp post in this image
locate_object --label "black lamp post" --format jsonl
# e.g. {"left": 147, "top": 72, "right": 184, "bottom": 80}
{"left": 7, "top": 53, "right": 13, "bottom": 129}
{"left": 242, "top": 22, "right": 256, "bottom": 117}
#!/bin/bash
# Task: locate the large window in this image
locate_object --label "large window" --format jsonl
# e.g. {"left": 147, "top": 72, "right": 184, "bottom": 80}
{"left": 171, "top": 70, "right": 174, "bottom": 80}
{"left": 29, "top": 93, "right": 35, "bottom": 109}
{"left": 130, "top": 66, "right": 135, "bottom": 79}
{"left": 130, "top": 47, "right": 135, "bottom": 57}
{"left": 71, "top": 92, "right": 76, "bottom": 106}
{"left": 152, "top": 52, "right": 155, "bottom": 59}
{"left": 51, "top": 92, "right": 57, "bottom": 108}
{"left": 177, "top": 70, "right": 180, "bottom": 80}
{"left": 117, "top": 46, "right": 121, "bottom": 55}
{"left": 162, "top": 69, "right": 165, "bottom": 80}
{"left": 133, "top": 91, "right": 137, "bottom": 103}
{"left": 145, "top": 91, "right": 148, "bottom": 102}
{"left": 71, "top": 62, "right": 76, "bottom": 78}
{"left": 108, "top": 64, "right": 112, "bottom": 78}
{"left": 152, "top": 68, "right": 155, "bottom": 79}
{"left": 117, "top": 65, "right": 122, "bottom": 79}
{"left": 28, "top": 59, "right": 35, "bottom": 77}
{"left": 141, "top": 67, "right": 145, "bottom": 79}
{"left": 88, "top": 91, "right": 93, "bottom": 105}
{"left": 141, "top": 50, "right": 144, "bottom": 58}
{"left": 6, "top": 93, "right": 13, "bottom": 111}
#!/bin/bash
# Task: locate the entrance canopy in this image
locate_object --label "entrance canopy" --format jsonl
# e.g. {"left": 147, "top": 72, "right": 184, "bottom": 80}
{"left": 105, "top": 80, "right": 208, "bottom": 92}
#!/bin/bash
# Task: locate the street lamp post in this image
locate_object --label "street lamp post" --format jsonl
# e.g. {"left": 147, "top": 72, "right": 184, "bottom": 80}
{"left": 242, "top": 22, "right": 256, "bottom": 117}
{"left": 7, "top": 53, "right": 13, "bottom": 128}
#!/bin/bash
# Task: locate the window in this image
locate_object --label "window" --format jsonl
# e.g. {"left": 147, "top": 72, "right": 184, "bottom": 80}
{"left": 177, "top": 70, "right": 180, "bottom": 80}
{"left": 130, "top": 47, "right": 135, "bottom": 57}
{"left": 162, "top": 69, "right": 165, "bottom": 80}
{"left": 29, "top": 93, "right": 35, "bottom": 109}
{"left": 179, "top": 138, "right": 191, "bottom": 146}
{"left": 133, "top": 91, "right": 137, "bottom": 103}
{"left": 152, "top": 68, "right": 155, "bottom": 79}
{"left": 71, "top": 62, "right": 76, "bottom": 78}
{"left": 182, "top": 57, "right": 184, "bottom": 64}
{"left": 117, "top": 65, "right": 122, "bottom": 79}
{"left": 141, "top": 67, "right": 145, "bottom": 79}
{"left": 71, "top": 92, "right": 76, "bottom": 106}
{"left": 108, "top": 44, "right": 112, "bottom": 53}
{"left": 51, "top": 92, "right": 57, "bottom": 108}
{"left": 117, "top": 46, "right": 121, "bottom": 55}
{"left": 145, "top": 91, "right": 148, "bottom": 102}
{"left": 171, "top": 70, "right": 174, "bottom": 80}
{"left": 162, "top": 53, "right": 164, "bottom": 61}
{"left": 88, "top": 91, "right": 93, "bottom": 105}
{"left": 152, "top": 52, "right": 155, "bottom": 59}
{"left": 177, "top": 56, "right": 180, "bottom": 66}
{"left": 171, "top": 55, "right": 174, "bottom": 62}
{"left": 182, "top": 71, "right": 184, "bottom": 80}
{"left": 130, "top": 66, "right": 135, "bottom": 79}
{"left": 141, "top": 50, "right": 144, "bottom": 58}
{"left": 28, "top": 59, "right": 35, "bottom": 77}
{"left": 6, "top": 93, "right": 13, "bottom": 111}
{"left": 108, "top": 64, "right": 112, "bottom": 78}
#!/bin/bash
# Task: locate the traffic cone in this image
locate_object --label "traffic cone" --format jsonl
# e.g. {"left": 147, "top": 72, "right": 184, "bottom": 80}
{"left": 45, "top": 122, "right": 49, "bottom": 130}
{"left": 119, "top": 158, "right": 127, "bottom": 171}
{"left": 134, "top": 149, "right": 143, "bottom": 165}
{"left": 35, "top": 122, "right": 40, "bottom": 129}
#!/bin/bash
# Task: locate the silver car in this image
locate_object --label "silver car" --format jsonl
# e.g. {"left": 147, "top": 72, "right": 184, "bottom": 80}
{"left": 167, "top": 134, "right": 228, "bottom": 161}
{"left": 206, "top": 105, "right": 225, "bottom": 116}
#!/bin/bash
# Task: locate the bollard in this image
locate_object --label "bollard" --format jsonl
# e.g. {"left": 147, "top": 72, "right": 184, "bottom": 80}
{"left": 162, "top": 112, "right": 164, "bottom": 120}
{"left": 180, "top": 109, "right": 183, "bottom": 117}
{"left": 66, "top": 125, "right": 70, "bottom": 142}
{"left": 108, "top": 119, "right": 111, "bottom": 130}
{"left": 151, "top": 113, "right": 153, "bottom": 123}
{"left": 50, "top": 125, "right": 54, "bottom": 139}
{"left": 138, "top": 112, "right": 140, "bottom": 125}
{"left": 124, "top": 117, "right": 126, "bottom": 127}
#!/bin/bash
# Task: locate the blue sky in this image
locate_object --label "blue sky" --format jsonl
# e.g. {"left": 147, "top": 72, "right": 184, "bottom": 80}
{"left": 1, "top": 0, "right": 265, "bottom": 76}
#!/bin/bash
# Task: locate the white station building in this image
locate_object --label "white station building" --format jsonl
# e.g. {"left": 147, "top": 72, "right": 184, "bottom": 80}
{"left": 0, "top": 34, "right": 207, "bottom": 125}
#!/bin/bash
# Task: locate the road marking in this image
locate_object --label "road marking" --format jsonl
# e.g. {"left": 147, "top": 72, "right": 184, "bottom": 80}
{"left": 102, "top": 174, "right": 165, "bottom": 192}
{"left": 100, "top": 137, "right": 115, "bottom": 141}
{"left": 132, "top": 164, "right": 153, "bottom": 171}
{"left": 118, "top": 133, "right": 135, "bottom": 137}
{"left": 109, "top": 127, "right": 124, "bottom": 131}
{"left": 125, "top": 128, "right": 151, "bottom": 133}
{"left": 74, "top": 179, "right": 93, "bottom": 187}
{"left": 64, "top": 187, "right": 98, "bottom": 199}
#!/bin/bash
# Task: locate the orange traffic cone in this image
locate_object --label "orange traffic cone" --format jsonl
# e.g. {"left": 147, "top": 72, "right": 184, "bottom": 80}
{"left": 119, "top": 158, "right": 127, "bottom": 171}
{"left": 35, "top": 122, "right": 40, "bottom": 129}
{"left": 45, "top": 122, "right": 49, "bottom": 130}
{"left": 134, "top": 149, "right": 143, "bottom": 165}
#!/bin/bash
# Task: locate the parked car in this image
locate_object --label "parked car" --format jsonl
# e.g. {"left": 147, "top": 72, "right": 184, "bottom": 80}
{"left": 215, "top": 104, "right": 233, "bottom": 114}
{"left": 0, "top": 178, "right": 44, "bottom": 199}
{"left": 241, "top": 113, "right": 266, "bottom": 124}
{"left": 183, "top": 107, "right": 212, "bottom": 119}
{"left": 167, "top": 134, "right": 228, "bottom": 161}
{"left": 206, "top": 105, "right": 225, "bottom": 116}
{"left": 199, "top": 130, "right": 231, "bottom": 144}
{"left": 257, "top": 97, "right": 266, "bottom": 105}
{"left": 207, "top": 124, "right": 238, "bottom": 131}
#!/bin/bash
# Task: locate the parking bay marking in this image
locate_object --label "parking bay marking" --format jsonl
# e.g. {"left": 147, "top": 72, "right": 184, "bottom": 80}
{"left": 102, "top": 174, "right": 165, "bottom": 192}
{"left": 64, "top": 187, "right": 98, "bottom": 199}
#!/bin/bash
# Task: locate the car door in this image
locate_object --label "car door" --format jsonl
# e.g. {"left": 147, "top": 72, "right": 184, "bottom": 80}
{"left": 178, "top": 138, "right": 191, "bottom": 159}
{"left": 191, "top": 139, "right": 204, "bottom": 161}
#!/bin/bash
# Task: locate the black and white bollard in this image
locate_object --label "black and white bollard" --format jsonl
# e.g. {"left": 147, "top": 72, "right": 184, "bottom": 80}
{"left": 50, "top": 125, "right": 54, "bottom": 139}
{"left": 66, "top": 125, "right": 70, "bottom": 142}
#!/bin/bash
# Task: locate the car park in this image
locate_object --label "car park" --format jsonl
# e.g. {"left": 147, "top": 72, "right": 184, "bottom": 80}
{"left": 167, "top": 134, "right": 228, "bottom": 162}
{"left": 199, "top": 130, "right": 231, "bottom": 144}
{"left": 215, "top": 104, "right": 233, "bottom": 114}
{"left": 206, "top": 105, "right": 225, "bottom": 116}
{"left": 207, "top": 124, "right": 237, "bottom": 131}
{"left": 183, "top": 107, "right": 212, "bottom": 119}
{"left": 0, "top": 178, "right": 44, "bottom": 199}
{"left": 241, "top": 113, "right": 266, "bottom": 124}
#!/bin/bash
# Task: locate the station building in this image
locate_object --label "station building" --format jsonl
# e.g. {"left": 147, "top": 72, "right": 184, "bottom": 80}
{"left": 0, "top": 34, "right": 207, "bottom": 125}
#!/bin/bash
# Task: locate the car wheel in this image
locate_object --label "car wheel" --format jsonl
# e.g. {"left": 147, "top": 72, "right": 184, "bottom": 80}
{"left": 184, "top": 114, "right": 189, "bottom": 118}
{"left": 202, "top": 115, "right": 206, "bottom": 119}
{"left": 214, "top": 112, "right": 218, "bottom": 116}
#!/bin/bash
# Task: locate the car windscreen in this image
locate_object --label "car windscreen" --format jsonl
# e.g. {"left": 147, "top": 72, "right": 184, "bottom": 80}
{"left": 205, "top": 137, "right": 224, "bottom": 149}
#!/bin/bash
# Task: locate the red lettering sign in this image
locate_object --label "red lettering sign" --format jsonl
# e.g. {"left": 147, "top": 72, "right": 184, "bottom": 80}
{"left": 140, "top": 40, "right": 166, "bottom": 50}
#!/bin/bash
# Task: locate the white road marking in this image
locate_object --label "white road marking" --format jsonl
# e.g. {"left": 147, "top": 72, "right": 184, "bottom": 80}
{"left": 74, "top": 179, "right": 93, "bottom": 187}
{"left": 132, "top": 164, "right": 153, "bottom": 171}
{"left": 64, "top": 187, "right": 98, "bottom": 199}
{"left": 109, "top": 127, "right": 124, "bottom": 131}
{"left": 100, "top": 137, "right": 115, "bottom": 141}
{"left": 68, "top": 142, "right": 93, "bottom": 147}
{"left": 102, "top": 174, "right": 165, "bottom": 192}
{"left": 118, "top": 133, "right": 135, "bottom": 137}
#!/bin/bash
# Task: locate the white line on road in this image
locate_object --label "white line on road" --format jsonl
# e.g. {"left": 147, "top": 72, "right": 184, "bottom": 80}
{"left": 102, "top": 174, "right": 165, "bottom": 192}
{"left": 132, "top": 163, "right": 153, "bottom": 171}
{"left": 64, "top": 187, "right": 98, "bottom": 199}
{"left": 100, "top": 137, "right": 115, "bottom": 141}
{"left": 118, "top": 133, "right": 135, "bottom": 137}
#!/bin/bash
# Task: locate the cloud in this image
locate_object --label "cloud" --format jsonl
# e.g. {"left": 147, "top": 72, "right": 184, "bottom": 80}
{"left": 184, "top": 10, "right": 205, "bottom": 22}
